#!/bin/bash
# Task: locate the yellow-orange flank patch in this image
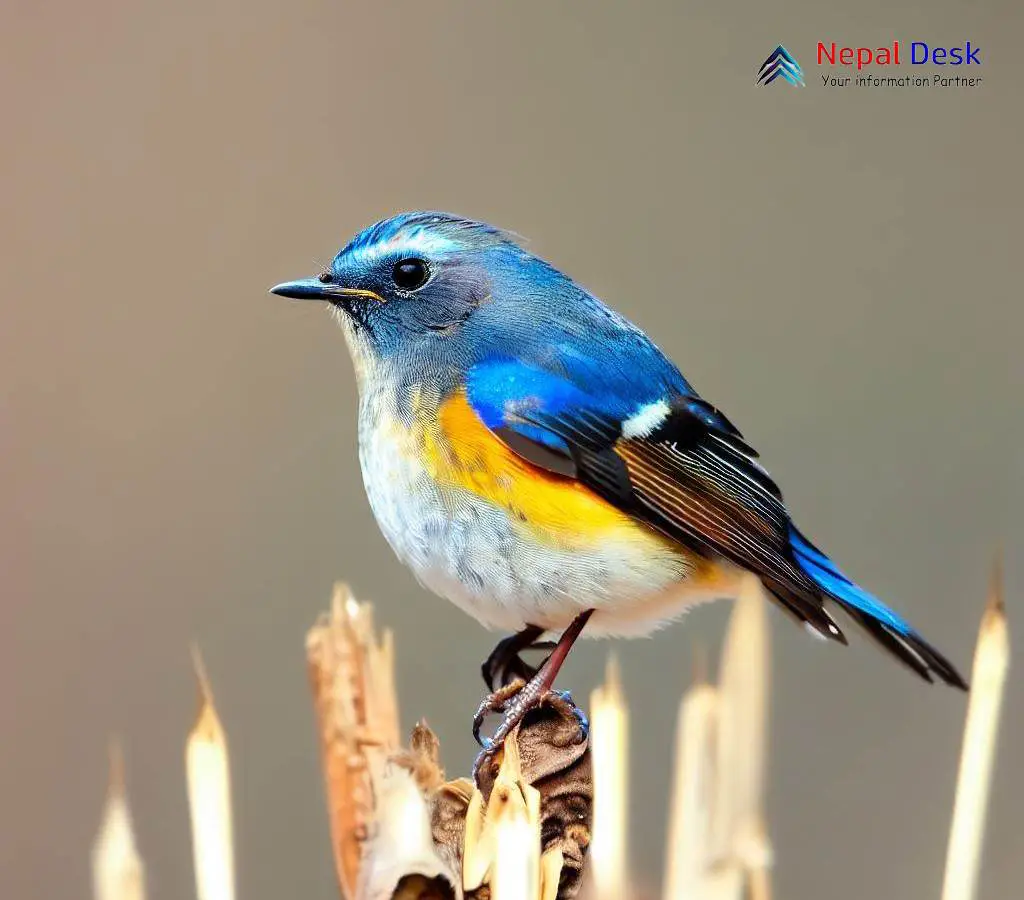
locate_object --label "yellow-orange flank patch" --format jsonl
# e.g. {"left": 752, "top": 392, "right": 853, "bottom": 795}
{"left": 417, "top": 389, "right": 668, "bottom": 553}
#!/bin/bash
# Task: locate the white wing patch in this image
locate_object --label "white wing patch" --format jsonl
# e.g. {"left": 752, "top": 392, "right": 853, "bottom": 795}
{"left": 622, "top": 400, "right": 670, "bottom": 439}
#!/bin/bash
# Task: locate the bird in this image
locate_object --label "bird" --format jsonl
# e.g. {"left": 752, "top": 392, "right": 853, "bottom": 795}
{"left": 271, "top": 211, "right": 966, "bottom": 749}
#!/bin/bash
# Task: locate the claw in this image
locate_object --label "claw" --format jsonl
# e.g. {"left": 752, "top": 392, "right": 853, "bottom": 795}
{"left": 473, "top": 610, "right": 595, "bottom": 753}
{"left": 473, "top": 679, "right": 527, "bottom": 748}
{"left": 471, "top": 686, "right": 590, "bottom": 780}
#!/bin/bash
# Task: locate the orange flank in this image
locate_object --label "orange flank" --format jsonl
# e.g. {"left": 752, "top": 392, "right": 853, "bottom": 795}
{"left": 416, "top": 390, "right": 668, "bottom": 553}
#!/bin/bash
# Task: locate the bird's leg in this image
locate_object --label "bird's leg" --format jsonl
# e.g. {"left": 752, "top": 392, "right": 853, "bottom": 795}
{"left": 503, "top": 639, "right": 557, "bottom": 685}
{"left": 473, "top": 609, "right": 594, "bottom": 751}
{"left": 480, "top": 624, "right": 548, "bottom": 691}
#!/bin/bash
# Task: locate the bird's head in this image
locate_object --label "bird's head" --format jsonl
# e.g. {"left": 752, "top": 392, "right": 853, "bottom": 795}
{"left": 272, "top": 211, "right": 545, "bottom": 379}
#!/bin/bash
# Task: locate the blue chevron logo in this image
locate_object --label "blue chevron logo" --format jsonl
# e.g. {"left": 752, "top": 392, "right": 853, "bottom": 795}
{"left": 757, "top": 45, "right": 805, "bottom": 87}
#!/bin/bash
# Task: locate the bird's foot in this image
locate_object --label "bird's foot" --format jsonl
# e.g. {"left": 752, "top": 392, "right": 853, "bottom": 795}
{"left": 472, "top": 678, "right": 529, "bottom": 751}
{"left": 473, "top": 609, "right": 595, "bottom": 775}
{"left": 480, "top": 626, "right": 555, "bottom": 691}
{"left": 547, "top": 689, "right": 590, "bottom": 743}
{"left": 471, "top": 682, "right": 589, "bottom": 779}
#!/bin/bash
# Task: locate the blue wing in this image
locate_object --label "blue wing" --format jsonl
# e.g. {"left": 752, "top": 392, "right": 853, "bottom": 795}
{"left": 465, "top": 354, "right": 966, "bottom": 689}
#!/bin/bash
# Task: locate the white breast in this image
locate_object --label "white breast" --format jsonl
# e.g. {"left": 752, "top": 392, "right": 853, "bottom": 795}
{"left": 355, "top": 383, "right": 722, "bottom": 637}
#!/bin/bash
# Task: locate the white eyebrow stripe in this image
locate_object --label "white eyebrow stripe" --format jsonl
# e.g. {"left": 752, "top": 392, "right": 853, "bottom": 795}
{"left": 621, "top": 400, "right": 671, "bottom": 439}
{"left": 349, "top": 228, "right": 459, "bottom": 262}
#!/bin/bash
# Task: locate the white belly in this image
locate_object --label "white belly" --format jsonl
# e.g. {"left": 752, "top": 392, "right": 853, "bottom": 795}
{"left": 356, "top": 392, "right": 728, "bottom": 637}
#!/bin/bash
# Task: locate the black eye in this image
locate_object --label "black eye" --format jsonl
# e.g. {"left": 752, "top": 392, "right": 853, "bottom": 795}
{"left": 391, "top": 257, "right": 430, "bottom": 291}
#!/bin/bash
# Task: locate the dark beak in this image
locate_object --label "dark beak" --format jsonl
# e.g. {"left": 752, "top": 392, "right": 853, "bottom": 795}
{"left": 269, "top": 279, "right": 385, "bottom": 305}
{"left": 269, "top": 278, "right": 333, "bottom": 301}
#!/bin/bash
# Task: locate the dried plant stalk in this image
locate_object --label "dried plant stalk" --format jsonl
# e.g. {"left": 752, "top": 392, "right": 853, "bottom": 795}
{"left": 588, "top": 654, "right": 628, "bottom": 900}
{"left": 701, "top": 868, "right": 744, "bottom": 900}
{"left": 712, "top": 576, "right": 771, "bottom": 875}
{"left": 744, "top": 815, "right": 773, "bottom": 900}
{"left": 357, "top": 760, "right": 460, "bottom": 900}
{"left": 663, "top": 582, "right": 772, "bottom": 900}
{"left": 307, "top": 583, "right": 402, "bottom": 900}
{"left": 491, "top": 814, "right": 541, "bottom": 900}
{"left": 91, "top": 741, "right": 146, "bottom": 900}
{"left": 662, "top": 680, "right": 718, "bottom": 900}
{"left": 941, "top": 559, "right": 1010, "bottom": 900}
{"left": 185, "top": 648, "right": 236, "bottom": 900}
{"left": 464, "top": 732, "right": 544, "bottom": 896}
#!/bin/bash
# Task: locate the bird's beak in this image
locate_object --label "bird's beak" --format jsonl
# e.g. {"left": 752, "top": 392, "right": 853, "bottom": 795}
{"left": 270, "top": 278, "right": 332, "bottom": 301}
{"left": 270, "top": 278, "right": 385, "bottom": 305}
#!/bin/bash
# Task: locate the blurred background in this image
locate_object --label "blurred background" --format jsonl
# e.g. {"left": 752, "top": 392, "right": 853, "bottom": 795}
{"left": 2, "top": 0, "right": 1021, "bottom": 897}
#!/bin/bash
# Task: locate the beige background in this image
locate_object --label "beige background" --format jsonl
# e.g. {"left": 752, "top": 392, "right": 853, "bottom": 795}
{"left": 3, "top": 1, "right": 1021, "bottom": 897}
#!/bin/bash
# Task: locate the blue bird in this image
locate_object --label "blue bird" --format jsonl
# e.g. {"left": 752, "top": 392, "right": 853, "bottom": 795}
{"left": 272, "top": 212, "right": 966, "bottom": 747}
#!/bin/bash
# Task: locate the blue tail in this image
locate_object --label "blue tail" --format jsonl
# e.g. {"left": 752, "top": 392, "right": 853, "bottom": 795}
{"left": 788, "top": 526, "right": 967, "bottom": 689}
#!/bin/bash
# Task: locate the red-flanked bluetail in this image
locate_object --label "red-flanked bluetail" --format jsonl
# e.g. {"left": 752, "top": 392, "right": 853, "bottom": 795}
{"left": 272, "top": 212, "right": 967, "bottom": 746}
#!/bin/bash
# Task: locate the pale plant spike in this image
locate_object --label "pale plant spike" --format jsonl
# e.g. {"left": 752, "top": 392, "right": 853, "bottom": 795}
{"left": 712, "top": 575, "right": 772, "bottom": 868}
{"left": 662, "top": 681, "right": 719, "bottom": 900}
{"left": 462, "top": 787, "right": 491, "bottom": 890}
{"left": 355, "top": 763, "right": 459, "bottom": 900}
{"left": 539, "top": 847, "right": 566, "bottom": 900}
{"left": 463, "top": 732, "right": 544, "bottom": 897}
{"left": 589, "top": 652, "right": 629, "bottom": 900}
{"left": 329, "top": 580, "right": 349, "bottom": 621}
{"left": 92, "top": 738, "right": 146, "bottom": 900}
{"left": 703, "top": 866, "right": 745, "bottom": 900}
{"left": 941, "top": 556, "right": 1010, "bottom": 900}
{"left": 190, "top": 642, "right": 213, "bottom": 705}
{"left": 186, "top": 647, "right": 236, "bottom": 900}
{"left": 491, "top": 813, "right": 540, "bottom": 900}
{"left": 744, "top": 815, "right": 773, "bottom": 900}
{"left": 378, "top": 627, "right": 401, "bottom": 748}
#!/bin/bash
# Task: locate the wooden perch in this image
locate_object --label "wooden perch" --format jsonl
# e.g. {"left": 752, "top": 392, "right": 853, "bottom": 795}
{"left": 304, "top": 581, "right": 594, "bottom": 900}
{"left": 434, "top": 691, "right": 593, "bottom": 900}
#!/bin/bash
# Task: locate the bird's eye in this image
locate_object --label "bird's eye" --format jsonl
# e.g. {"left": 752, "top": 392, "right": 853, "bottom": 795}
{"left": 318, "top": 271, "right": 333, "bottom": 284}
{"left": 391, "top": 257, "right": 430, "bottom": 292}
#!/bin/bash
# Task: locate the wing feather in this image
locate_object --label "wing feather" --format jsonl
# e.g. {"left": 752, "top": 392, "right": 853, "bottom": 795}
{"left": 493, "top": 383, "right": 847, "bottom": 641}
{"left": 463, "top": 354, "right": 964, "bottom": 686}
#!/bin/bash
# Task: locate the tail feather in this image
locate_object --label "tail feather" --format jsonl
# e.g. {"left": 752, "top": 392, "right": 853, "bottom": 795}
{"left": 762, "top": 577, "right": 848, "bottom": 644}
{"left": 788, "top": 526, "right": 968, "bottom": 690}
